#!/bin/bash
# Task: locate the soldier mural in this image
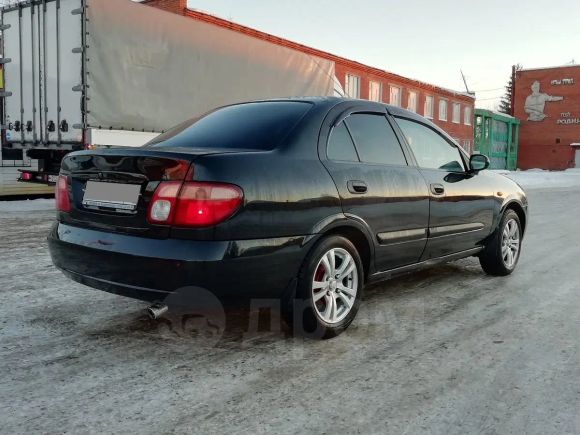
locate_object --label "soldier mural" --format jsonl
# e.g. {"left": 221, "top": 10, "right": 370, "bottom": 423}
{"left": 524, "top": 80, "right": 563, "bottom": 121}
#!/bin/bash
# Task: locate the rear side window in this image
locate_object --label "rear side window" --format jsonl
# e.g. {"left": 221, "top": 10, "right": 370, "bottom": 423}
{"left": 344, "top": 114, "right": 407, "bottom": 166}
{"left": 327, "top": 122, "right": 359, "bottom": 162}
{"left": 395, "top": 118, "right": 465, "bottom": 172}
{"left": 147, "top": 102, "right": 312, "bottom": 150}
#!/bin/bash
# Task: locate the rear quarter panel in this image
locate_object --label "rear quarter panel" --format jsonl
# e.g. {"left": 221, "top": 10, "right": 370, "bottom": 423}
{"left": 170, "top": 108, "right": 344, "bottom": 241}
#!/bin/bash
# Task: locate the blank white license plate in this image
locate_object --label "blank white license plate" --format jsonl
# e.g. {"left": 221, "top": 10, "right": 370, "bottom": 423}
{"left": 82, "top": 181, "right": 141, "bottom": 211}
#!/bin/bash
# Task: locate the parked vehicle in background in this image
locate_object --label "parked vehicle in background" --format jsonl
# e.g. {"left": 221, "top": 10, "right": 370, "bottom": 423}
{"left": 48, "top": 98, "right": 528, "bottom": 338}
{"left": 1, "top": 0, "right": 338, "bottom": 186}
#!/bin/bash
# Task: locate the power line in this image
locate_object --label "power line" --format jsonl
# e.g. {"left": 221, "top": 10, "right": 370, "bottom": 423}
{"left": 477, "top": 95, "right": 504, "bottom": 101}
{"left": 472, "top": 87, "right": 505, "bottom": 93}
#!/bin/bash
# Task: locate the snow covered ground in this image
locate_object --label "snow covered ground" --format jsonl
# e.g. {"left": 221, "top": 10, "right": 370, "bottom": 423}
{"left": 494, "top": 168, "right": 580, "bottom": 190}
{"left": 0, "top": 198, "right": 55, "bottom": 214}
{"left": 2, "top": 187, "right": 580, "bottom": 434}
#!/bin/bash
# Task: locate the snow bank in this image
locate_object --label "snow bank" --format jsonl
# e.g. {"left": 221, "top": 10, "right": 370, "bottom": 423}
{"left": 0, "top": 198, "right": 55, "bottom": 213}
{"left": 493, "top": 169, "right": 580, "bottom": 189}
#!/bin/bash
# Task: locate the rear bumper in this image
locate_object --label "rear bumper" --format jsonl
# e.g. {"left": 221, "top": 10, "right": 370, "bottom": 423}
{"left": 48, "top": 222, "right": 311, "bottom": 303}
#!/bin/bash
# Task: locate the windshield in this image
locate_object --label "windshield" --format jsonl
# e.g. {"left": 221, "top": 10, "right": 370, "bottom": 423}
{"left": 146, "top": 101, "right": 312, "bottom": 150}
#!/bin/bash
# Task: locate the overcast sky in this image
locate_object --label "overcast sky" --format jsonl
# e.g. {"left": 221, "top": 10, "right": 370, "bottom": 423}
{"left": 188, "top": 0, "right": 580, "bottom": 109}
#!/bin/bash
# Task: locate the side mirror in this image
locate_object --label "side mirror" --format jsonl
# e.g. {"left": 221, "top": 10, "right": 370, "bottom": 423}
{"left": 469, "top": 154, "right": 490, "bottom": 172}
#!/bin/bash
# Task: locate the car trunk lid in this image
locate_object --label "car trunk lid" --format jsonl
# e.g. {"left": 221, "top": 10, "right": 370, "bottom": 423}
{"left": 59, "top": 148, "right": 226, "bottom": 237}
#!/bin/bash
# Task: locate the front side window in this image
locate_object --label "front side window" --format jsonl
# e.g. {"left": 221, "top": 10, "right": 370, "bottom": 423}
{"left": 345, "top": 74, "right": 361, "bottom": 98}
{"left": 439, "top": 99, "right": 448, "bottom": 121}
{"left": 344, "top": 114, "right": 407, "bottom": 166}
{"left": 424, "top": 95, "right": 434, "bottom": 119}
{"left": 327, "top": 122, "right": 359, "bottom": 162}
{"left": 462, "top": 139, "right": 472, "bottom": 153}
{"left": 395, "top": 117, "right": 465, "bottom": 172}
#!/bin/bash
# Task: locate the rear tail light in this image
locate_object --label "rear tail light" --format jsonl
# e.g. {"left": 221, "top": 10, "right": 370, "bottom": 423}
{"left": 147, "top": 181, "right": 243, "bottom": 228}
{"left": 147, "top": 181, "right": 181, "bottom": 224}
{"left": 20, "top": 171, "right": 32, "bottom": 181}
{"left": 55, "top": 175, "right": 71, "bottom": 212}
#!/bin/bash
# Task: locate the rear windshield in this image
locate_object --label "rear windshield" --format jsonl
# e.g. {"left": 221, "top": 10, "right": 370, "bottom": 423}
{"left": 146, "top": 101, "right": 312, "bottom": 150}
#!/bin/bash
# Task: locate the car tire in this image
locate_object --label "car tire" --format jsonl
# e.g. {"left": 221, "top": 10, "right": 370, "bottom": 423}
{"left": 479, "top": 209, "right": 522, "bottom": 276}
{"left": 283, "top": 235, "right": 364, "bottom": 339}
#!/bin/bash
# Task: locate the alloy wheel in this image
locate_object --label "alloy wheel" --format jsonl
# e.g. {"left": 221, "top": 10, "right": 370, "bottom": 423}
{"left": 311, "top": 248, "right": 358, "bottom": 324}
{"left": 501, "top": 218, "right": 520, "bottom": 269}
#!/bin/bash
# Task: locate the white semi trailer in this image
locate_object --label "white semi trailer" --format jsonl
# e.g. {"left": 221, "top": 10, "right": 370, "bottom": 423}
{"left": 1, "top": 0, "right": 339, "bottom": 188}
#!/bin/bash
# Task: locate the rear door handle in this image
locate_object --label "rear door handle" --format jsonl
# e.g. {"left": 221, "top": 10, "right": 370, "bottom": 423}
{"left": 430, "top": 183, "right": 445, "bottom": 195}
{"left": 347, "top": 180, "right": 368, "bottom": 194}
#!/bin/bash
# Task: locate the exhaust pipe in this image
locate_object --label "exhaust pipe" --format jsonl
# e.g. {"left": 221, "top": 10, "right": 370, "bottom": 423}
{"left": 146, "top": 303, "right": 169, "bottom": 320}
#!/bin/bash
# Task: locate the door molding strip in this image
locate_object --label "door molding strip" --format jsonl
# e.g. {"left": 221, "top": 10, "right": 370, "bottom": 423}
{"left": 428, "top": 222, "right": 484, "bottom": 238}
{"left": 377, "top": 228, "right": 428, "bottom": 245}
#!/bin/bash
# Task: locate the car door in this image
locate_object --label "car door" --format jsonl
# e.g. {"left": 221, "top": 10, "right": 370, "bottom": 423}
{"left": 320, "top": 105, "right": 430, "bottom": 271}
{"left": 393, "top": 115, "right": 494, "bottom": 259}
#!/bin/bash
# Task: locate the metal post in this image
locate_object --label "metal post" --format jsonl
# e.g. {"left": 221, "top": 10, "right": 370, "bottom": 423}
{"left": 488, "top": 115, "right": 494, "bottom": 166}
{"left": 37, "top": 2, "right": 43, "bottom": 144}
{"left": 56, "top": 0, "right": 61, "bottom": 145}
{"left": 1, "top": 11, "right": 5, "bottom": 166}
{"left": 42, "top": 0, "right": 48, "bottom": 144}
{"left": 507, "top": 122, "right": 513, "bottom": 170}
{"left": 81, "top": 0, "right": 87, "bottom": 135}
{"left": 19, "top": 4, "right": 24, "bottom": 145}
{"left": 514, "top": 123, "right": 520, "bottom": 170}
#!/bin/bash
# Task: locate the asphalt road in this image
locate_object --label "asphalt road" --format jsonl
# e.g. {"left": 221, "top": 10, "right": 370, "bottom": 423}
{"left": 1, "top": 186, "right": 579, "bottom": 434}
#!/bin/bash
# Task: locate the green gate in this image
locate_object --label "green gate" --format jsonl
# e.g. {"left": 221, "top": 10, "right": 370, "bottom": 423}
{"left": 474, "top": 109, "right": 520, "bottom": 170}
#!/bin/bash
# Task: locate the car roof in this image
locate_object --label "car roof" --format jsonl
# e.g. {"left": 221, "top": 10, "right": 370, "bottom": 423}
{"left": 225, "top": 97, "right": 436, "bottom": 134}
{"left": 243, "top": 97, "right": 423, "bottom": 118}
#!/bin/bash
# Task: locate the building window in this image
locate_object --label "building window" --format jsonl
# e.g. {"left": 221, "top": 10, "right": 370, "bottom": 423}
{"left": 439, "top": 99, "right": 448, "bottom": 121}
{"left": 345, "top": 74, "right": 360, "bottom": 98}
{"left": 464, "top": 106, "right": 472, "bottom": 125}
{"left": 407, "top": 91, "right": 418, "bottom": 113}
{"left": 389, "top": 85, "right": 402, "bottom": 107}
{"left": 452, "top": 103, "right": 461, "bottom": 124}
{"left": 424, "top": 95, "right": 434, "bottom": 119}
{"left": 369, "top": 81, "right": 382, "bottom": 102}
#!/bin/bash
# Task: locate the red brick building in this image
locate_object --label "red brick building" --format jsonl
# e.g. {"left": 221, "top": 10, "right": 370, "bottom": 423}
{"left": 143, "top": 0, "right": 475, "bottom": 151}
{"left": 514, "top": 65, "right": 580, "bottom": 169}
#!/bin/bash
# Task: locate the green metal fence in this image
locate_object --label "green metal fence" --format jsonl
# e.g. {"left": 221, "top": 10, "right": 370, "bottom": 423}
{"left": 474, "top": 109, "right": 520, "bottom": 170}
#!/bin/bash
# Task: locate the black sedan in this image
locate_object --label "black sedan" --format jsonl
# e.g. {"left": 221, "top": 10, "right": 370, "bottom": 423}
{"left": 48, "top": 98, "right": 528, "bottom": 338}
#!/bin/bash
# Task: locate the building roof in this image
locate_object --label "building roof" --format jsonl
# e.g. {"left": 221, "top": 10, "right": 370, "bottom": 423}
{"left": 520, "top": 63, "right": 580, "bottom": 72}
{"left": 184, "top": 7, "right": 475, "bottom": 103}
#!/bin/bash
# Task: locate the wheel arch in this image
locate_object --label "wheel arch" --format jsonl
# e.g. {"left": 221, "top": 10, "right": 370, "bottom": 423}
{"left": 502, "top": 200, "right": 527, "bottom": 235}
{"left": 312, "top": 216, "right": 375, "bottom": 279}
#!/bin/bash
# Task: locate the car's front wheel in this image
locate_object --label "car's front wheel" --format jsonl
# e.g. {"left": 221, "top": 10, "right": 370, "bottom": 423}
{"left": 284, "top": 235, "right": 364, "bottom": 339}
{"left": 479, "top": 209, "right": 522, "bottom": 276}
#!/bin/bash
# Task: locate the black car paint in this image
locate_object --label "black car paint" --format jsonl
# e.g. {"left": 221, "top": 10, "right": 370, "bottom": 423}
{"left": 48, "top": 98, "right": 528, "bottom": 303}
